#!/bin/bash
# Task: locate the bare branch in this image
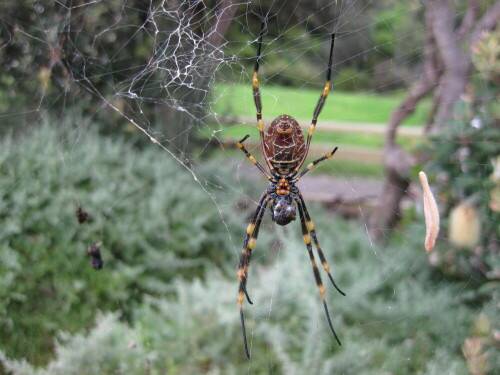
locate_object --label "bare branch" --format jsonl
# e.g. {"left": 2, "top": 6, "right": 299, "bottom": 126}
{"left": 385, "top": 5, "right": 441, "bottom": 147}
{"left": 457, "top": 0, "right": 481, "bottom": 38}
{"left": 470, "top": 0, "right": 500, "bottom": 45}
{"left": 428, "top": 0, "right": 467, "bottom": 67}
{"left": 427, "top": 0, "right": 471, "bottom": 129}
{"left": 424, "top": 95, "right": 440, "bottom": 132}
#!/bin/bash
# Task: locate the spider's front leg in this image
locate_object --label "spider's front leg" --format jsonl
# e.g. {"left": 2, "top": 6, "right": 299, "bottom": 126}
{"left": 294, "top": 147, "right": 338, "bottom": 181}
{"left": 237, "top": 135, "right": 273, "bottom": 180}
{"left": 237, "top": 192, "right": 270, "bottom": 359}
{"left": 295, "top": 32, "right": 336, "bottom": 172}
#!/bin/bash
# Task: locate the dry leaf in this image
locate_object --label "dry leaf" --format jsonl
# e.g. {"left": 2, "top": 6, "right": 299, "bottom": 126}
{"left": 419, "top": 171, "right": 440, "bottom": 253}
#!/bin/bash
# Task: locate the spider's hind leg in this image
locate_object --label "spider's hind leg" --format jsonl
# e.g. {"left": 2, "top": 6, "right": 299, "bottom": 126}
{"left": 237, "top": 193, "right": 270, "bottom": 359}
{"left": 297, "top": 195, "right": 345, "bottom": 296}
{"left": 296, "top": 198, "right": 342, "bottom": 346}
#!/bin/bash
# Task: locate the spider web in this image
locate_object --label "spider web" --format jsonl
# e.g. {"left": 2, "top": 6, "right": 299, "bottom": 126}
{"left": 0, "top": 0, "right": 497, "bottom": 374}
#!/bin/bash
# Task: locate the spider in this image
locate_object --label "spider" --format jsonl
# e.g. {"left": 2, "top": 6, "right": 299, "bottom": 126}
{"left": 236, "top": 24, "right": 345, "bottom": 359}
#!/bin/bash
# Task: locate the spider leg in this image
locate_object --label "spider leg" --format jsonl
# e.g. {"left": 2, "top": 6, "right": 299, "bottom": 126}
{"left": 252, "top": 22, "right": 274, "bottom": 173}
{"left": 296, "top": 33, "right": 336, "bottom": 171}
{"left": 238, "top": 193, "right": 270, "bottom": 359}
{"left": 295, "top": 147, "right": 338, "bottom": 181}
{"left": 296, "top": 194, "right": 345, "bottom": 296}
{"left": 239, "top": 193, "right": 269, "bottom": 303}
{"left": 237, "top": 135, "right": 272, "bottom": 180}
{"left": 296, "top": 199, "right": 342, "bottom": 346}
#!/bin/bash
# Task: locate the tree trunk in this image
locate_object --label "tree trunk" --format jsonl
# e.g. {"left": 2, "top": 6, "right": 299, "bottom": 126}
{"left": 428, "top": 0, "right": 472, "bottom": 130}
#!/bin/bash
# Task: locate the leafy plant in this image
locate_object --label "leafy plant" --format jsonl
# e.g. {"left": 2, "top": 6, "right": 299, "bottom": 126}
{"left": 2, "top": 192, "right": 495, "bottom": 373}
{"left": 0, "top": 119, "right": 271, "bottom": 366}
{"left": 418, "top": 29, "right": 500, "bottom": 284}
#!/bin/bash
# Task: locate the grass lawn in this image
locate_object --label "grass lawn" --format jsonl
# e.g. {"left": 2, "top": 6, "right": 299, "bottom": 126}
{"left": 203, "top": 119, "right": 418, "bottom": 152}
{"left": 206, "top": 83, "right": 428, "bottom": 153}
{"left": 209, "top": 122, "right": 411, "bottom": 149}
{"left": 210, "top": 82, "right": 431, "bottom": 126}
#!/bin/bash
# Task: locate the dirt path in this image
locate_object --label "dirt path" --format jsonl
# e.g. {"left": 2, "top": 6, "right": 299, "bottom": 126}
{"left": 298, "top": 175, "right": 382, "bottom": 204}
{"left": 237, "top": 162, "right": 383, "bottom": 217}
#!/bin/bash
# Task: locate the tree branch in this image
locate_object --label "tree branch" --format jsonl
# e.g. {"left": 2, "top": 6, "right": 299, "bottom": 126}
{"left": 429, "top": 0, "right": 467, "bottom": 70}
{"left": 457, "top": 0, "right": 481, "bottom": 39}
{"left": 385, "top": 4, "right": 440, "bottom": 147}
{"left": 427, "top": 0, "right": 471, "bottom": 128}
{"left": 470, "top": 0, "right": 500, "bottom": 45}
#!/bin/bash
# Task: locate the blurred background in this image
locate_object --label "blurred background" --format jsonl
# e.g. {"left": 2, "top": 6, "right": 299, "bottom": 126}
{"left": 0, "top": 1, "right": 499, "bottom": 374}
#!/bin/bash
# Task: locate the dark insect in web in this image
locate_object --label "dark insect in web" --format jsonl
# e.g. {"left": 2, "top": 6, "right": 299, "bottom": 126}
{"left": 76, "top": 206, "right": 88, "bottom": 224}
{"left": 236, "top": 22, "right": 345, "bottom": 359}
{"left": 87, "top": 242, "right": 104, "bottom": 270}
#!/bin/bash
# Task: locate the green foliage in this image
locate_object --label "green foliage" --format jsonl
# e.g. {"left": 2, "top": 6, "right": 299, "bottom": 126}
{"left": 0, "top": 0, "right": 220, "bottom": 148}
{"left": 1, "top": 206, "right": 492, "bottom": 374}
{"left": 333, "top": 66, "right": 372, "bottom": 92}
{"left": 0, "top": 116, "right": 496, "bottom": 374}
{"left": 0, "top": 120, "right": 271, "bottom": 365}
{"left": 419, "top": 29, "right": 500, "bottom": 283}
{"left": 422, "top": 102, "right": 499, "bottom": 213}
{"left": 369, "top": 2, "right": 424, "bottom": 64}
{"left": 220, "top": 1, "right": 375, "bottom": 89}
{"left": 0, "top": 1, "right": 126, "bottom": 128}
{"left": 366, "top": 2, "right": 424, "bottom": 93}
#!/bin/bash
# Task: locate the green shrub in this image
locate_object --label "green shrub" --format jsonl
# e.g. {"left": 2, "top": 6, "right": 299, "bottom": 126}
{"left": 0, "top": 119, "right": 272, "bottom": 365}
{"left": 1, "top": 117, "right": 496, "bottom": 374}
{"left": 2, "top": 202, "right": 493, "bottom": 374}
{"left": 369, "top": 3, "right": 423, "bottom": 65}
{"left": 333, "top": 66, "right": 372, "bottom": 92}
{"left": 418, "top": 29, "right": 500, "bottom": 283}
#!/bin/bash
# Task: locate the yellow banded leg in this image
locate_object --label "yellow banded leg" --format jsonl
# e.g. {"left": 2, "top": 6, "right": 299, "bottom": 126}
{"left": 237, "top": 135, "right": 272, "bottom": 180}
{"left": 238, "top": 195, "right": 270, "bottom": 359}
{"left": 251, "top": 22, "right": 275, "bottom": 173}
{"left": 296, "top": 33, "right": 336, "bottom": 172}
{"left": 297, "top": 202, "right": 341, "bottom": 346}
{"left": 296, "top": 147, "right": 339, "bottom": 180}
{"left": 298, "top": 195, "right": 345, "bottom": 296}
{"left": 237, "top": 194, "right": 269, "bottom": 304}
{"left": 253, "top": 22, "right": 265, "bottom": 119}
{"left": 239, "top": 199, "right": 268, "bottom": 300}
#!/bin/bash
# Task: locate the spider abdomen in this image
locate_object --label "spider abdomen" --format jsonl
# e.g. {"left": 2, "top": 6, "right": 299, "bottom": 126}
{"left": 272, "top": 196, "right": 296, "bottom": 225}
{"left": 264, "top": 115, "right": 305, "bottom": 173}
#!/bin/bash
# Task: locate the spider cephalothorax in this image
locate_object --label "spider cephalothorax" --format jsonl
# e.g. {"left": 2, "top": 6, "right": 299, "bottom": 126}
{"left": 235, "top": 23, "right": 345, "bottom": 359}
